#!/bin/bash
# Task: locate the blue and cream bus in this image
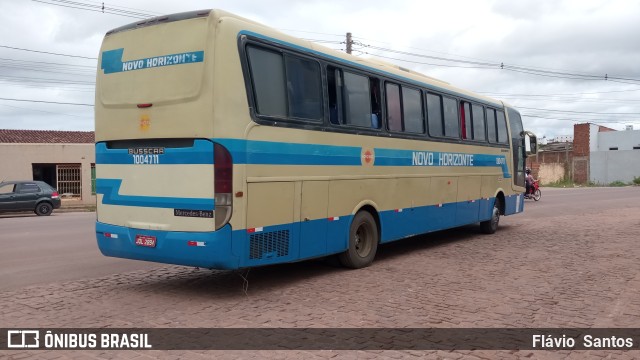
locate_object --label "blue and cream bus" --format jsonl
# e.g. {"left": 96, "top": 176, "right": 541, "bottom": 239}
{"left": 95, "top": 9, "right": 537, "bottom": 269}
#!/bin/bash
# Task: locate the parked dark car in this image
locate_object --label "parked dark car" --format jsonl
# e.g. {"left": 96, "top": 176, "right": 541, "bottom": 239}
{"left": 0, "top": 181, "right": 61, "bottom": 216}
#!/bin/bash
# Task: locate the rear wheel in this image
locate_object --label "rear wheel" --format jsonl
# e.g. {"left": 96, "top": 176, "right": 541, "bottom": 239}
{"left": 338, "top": 211, "right": 379, "bottom": 269}
{"left": 35, "top": 202, "right": 53, "bottom": 216}
{"left": 533, "top": 189, "right": 541, "bottom": 201}
{"left": 480, "top": 198, "right": 501, "bottom": 234}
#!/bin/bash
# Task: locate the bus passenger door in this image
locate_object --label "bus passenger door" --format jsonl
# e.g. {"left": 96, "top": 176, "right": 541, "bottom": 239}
{"left": 299, "top": 181, "right": 328, "bottom": 259}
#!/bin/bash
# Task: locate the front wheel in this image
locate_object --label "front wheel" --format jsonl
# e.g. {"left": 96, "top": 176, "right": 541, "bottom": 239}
{"left": 338, "top": 211, "right": 379, "bottom": 269}
{"left": 480, "top": 198, "right": 501, "bottom": 234}
{"left": 533, "top": 189, "right": 541, "bottom": 201}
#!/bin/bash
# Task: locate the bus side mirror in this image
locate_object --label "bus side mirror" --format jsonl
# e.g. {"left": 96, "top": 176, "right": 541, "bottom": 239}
{"left": 523, "top": 131, "right": 538, "bottom": 156}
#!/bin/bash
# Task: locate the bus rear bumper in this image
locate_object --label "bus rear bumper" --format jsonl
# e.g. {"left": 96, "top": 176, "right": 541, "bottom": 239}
{"left": 96, "top": 222, "right": 240, "bottom": 269}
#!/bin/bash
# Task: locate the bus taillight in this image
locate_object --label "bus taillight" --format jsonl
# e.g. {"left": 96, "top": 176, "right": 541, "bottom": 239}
{"left": 214, "top": 142, "right": 232, "bottom": 230}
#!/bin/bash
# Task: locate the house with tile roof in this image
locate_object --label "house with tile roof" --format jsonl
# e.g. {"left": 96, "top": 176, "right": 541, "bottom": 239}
{"left": 0, "top": 129, "right": 96, "bottom": 205}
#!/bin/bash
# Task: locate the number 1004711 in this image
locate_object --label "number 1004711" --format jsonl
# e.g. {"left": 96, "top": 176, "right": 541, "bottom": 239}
{"left": 132, "top": 154, "right": 160, "bottom": 164}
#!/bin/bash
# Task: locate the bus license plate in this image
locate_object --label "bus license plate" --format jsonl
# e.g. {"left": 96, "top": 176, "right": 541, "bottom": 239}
{"left": 135, "top": 235, "right": 157, "bottom": 248}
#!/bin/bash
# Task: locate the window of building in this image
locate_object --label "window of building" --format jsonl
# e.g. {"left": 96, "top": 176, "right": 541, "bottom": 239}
{"left": 247, "top": 46, "right": 323, "bottom": 121}
{"left": 56, "top": 164, "right": 82, "bottom": 197}
{"left": 609, "top": 147, "right": 619, "bottom": 150}
{"left": 91, "top": 164, "right": 96, "bottom": 195}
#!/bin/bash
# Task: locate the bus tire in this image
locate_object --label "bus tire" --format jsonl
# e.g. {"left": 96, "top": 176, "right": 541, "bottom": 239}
{"left": 338, "top": 211, "right": 379, "bottom": 269}
{"left": 480, "top": 198, "right": 501, "bottom": 234}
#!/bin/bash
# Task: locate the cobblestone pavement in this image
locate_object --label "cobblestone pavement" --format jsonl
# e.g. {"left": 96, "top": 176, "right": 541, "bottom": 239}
{"left": 2, "top": 188, "right": 640, "bottom": 359}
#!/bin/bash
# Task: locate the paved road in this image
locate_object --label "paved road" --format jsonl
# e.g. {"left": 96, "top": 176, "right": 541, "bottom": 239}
{"left": 1, "top": 186, "right": 639, "bottom": 359}
{"left": 0, "top": 212, "right": 161, "bottom": 291}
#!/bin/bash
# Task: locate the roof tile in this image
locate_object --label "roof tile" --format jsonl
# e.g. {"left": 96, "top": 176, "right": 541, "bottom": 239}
{"left": 0, "top": 129, "right": 94, "bottom": 144}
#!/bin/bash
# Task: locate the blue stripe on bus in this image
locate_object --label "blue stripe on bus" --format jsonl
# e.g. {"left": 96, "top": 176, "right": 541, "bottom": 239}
{"left": 96, "top": 140, "right": 214, "bottom": 165}
{"left": 96, "top": 178, "right": 214, "bottom": 210}
{"left": 96, "top": 138, "right": 511, "bottom": 177}
{"left": 96, "top": 196, "right": 508, "bottom": 269}
{"left": 215, "top": 138, "right": 362, "bottom": 166}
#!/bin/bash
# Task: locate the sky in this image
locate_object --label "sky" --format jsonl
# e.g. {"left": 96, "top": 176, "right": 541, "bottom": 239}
{"left": 1, "top": 0, "right": 639, "bottom": 140}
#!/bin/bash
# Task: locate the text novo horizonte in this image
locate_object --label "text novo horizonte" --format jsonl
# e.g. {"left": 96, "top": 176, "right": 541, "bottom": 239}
{"left": 121, "top": 51, "right": 203, "bottom": 72}
{"left": 412, "top": 151, "right": 474, "bottom": 167}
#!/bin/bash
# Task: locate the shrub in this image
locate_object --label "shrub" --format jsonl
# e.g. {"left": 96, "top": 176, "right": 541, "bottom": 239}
{"left": 633, "top": 176, "right": 640, "bottom": 185}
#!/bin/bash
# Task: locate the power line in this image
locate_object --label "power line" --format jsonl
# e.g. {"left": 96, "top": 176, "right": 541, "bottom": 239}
{"left": 0, "top": 103, "right": 90, "bottom": 118}
{"left": 480, "top": 88, "right": 640, "bottom": 96}
{"left": 516, "top": 106, "right": 640, "bottom": 115}
{"left": 359, "top": 43, "right": 640, "bottom": 84}
{"left": 32, "top": 0, "right": 151, "bottom": 19}
{"left": 0, "top": 45, "right": 97, "bottom": 60}
{"left": 0, "top": 97, "right": 93, "bottom": 106}
{"left": 522, "top": 114, "right": 640, "bottom": 124}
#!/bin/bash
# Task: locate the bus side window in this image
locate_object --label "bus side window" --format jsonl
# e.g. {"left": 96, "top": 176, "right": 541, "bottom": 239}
{"left": 328, "top": 67, "right": 342, "bottom": 125}
{"left": 329, "top": 67, "right": 380, "bottom": 129}
{"left": 496, "top": 110, "right": 508, "bottom": 144}
{"left": 486, "top": 108, "right": 498, "bottom": 143}
{"left": 385, "top": 82, "right": 402, "bottom": 132}
{"left": 284, "top": 55, "right": 323, "bottom": 121}
{"left": 426, "top": 93, "right": 444, "bottom": 137}
{"left": 442, "top": 96, "right": 459, "bottom": 138}
{"left": 370, "top": 78, "right": 381, "bottom": 129}
{"left": 471, "top": 103, "right": 486, "bottom": 141}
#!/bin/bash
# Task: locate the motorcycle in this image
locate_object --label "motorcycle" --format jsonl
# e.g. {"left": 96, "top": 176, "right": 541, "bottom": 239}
{"left": 525, "top": 180, "right": 541, "bottom": 201}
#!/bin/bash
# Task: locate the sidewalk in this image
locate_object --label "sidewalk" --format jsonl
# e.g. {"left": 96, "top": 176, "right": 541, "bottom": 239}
{"left": 58, "top": 199, "right": 95, "bottom": 213}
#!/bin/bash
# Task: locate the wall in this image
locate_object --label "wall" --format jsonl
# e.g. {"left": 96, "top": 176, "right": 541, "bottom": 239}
{"left": 526, "top": 148, "right": 572, "bottom": 184}
{"left": 596, "top": 129, "right": 640, "bottom": 151}
{"left": 537, "top": 163, "right": 565, "bottom": 184}
{"left": 590, "top": 150, "right": 640, "bottom": 184}
{"left": 0, "top": 143, "right": 95, "bottom": 204}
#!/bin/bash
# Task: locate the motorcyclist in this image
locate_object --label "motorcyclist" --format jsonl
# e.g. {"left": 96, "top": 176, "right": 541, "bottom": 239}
{"left": 525, "top": 168, "right": 534, "bottom": 197}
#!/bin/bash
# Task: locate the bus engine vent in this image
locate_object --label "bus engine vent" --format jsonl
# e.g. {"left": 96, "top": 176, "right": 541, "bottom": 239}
{"left": 249, "top": 230, "right": 290, "bottom": 260}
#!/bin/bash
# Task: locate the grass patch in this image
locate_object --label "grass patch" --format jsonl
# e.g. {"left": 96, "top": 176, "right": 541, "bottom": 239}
{"left": 608, "top": 180, "right": 628, "bottom": 187}
{"left": 545, "top": 178, "right": 576, "bottom": 187}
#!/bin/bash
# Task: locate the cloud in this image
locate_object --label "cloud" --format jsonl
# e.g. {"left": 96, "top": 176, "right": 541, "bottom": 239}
{"left": 1, "top": 0, "right": 639, "bottom": 137}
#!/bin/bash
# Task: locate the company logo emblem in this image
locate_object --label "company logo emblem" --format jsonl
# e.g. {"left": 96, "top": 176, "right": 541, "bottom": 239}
{"left": 361, "top": 148, "right": 375, "bottom": 166}
{"left": 7, "top": 330, "right": 40, "bottom": 348}
{"left": 101, "top": 48, "right": 205, "bottom": 74}
{"left": 139, "top": 114, "right": 150, "bottom": 131}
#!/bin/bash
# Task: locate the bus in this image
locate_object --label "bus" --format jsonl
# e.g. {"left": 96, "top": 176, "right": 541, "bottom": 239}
{"left": 95, "top": 9, "right": 538, "bottom": 270}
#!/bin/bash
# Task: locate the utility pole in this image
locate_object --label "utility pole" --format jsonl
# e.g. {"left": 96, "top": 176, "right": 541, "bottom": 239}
{"left": 346, "top": 32, "right": 353, "bottom": 54}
